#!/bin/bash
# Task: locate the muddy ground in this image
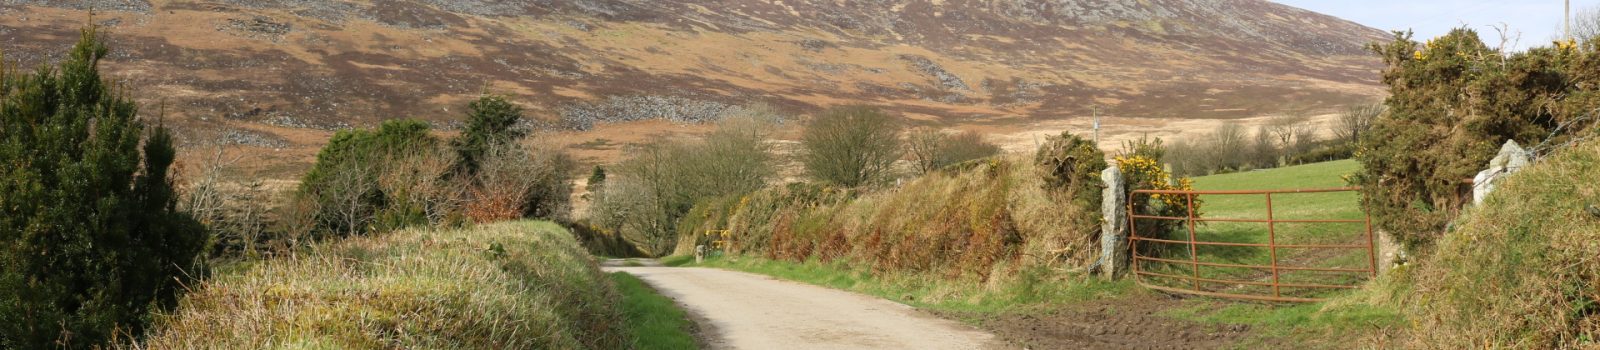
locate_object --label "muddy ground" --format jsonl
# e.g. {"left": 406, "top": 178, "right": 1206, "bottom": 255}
{"left": 944, "top": 294, "right": 1271, "bottom": 350}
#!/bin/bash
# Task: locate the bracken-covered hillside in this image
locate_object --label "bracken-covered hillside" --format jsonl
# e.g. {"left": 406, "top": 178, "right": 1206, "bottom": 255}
{"left": 0, "top": 0, "right": 1388, "bottom": 173}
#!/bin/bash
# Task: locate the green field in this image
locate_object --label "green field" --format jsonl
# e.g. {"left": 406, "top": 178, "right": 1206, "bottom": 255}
{"left": 1137, "top": 160, "right": 1373, "bottom": 299}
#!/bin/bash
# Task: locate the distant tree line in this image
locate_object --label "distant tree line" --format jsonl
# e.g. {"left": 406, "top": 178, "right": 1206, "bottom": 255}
{"left": 585, "top": 104, "right": 1005, "bottom": 256}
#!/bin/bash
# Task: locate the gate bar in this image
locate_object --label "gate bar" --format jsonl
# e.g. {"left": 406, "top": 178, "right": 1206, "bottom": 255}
{"left": 1266, "top": 193, "right": 1281, "bottom": 298}
{"left": 1134, "top": 255, "right": 1370, "bottom": 272}
{"left": 1129, "top": 237, "right": 1368, "bottom": 249}
{"left": 1127, "top": 186, "right": 1377, "bottom": 302}
{"left": 1185, "top": 193, "right": 1201, "bottom": 290}
{"left": 1134, "top": 270, "right": 1360, "bottom": 290}
{"left": 1130, "top": 214, "right": 1366, "bottom": 224}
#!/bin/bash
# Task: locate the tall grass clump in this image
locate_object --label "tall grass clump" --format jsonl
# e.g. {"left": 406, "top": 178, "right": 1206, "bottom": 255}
{"left": 134, "top": 221, "right": 629, "bottom": 349}
{"left": 0, "top": 28, "right": 208, "bottom": 348}
{"left": 1398, "top": 138, "right": 1600, "bottom": 348}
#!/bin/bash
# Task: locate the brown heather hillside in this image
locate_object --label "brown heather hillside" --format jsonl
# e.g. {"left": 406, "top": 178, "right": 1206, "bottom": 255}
{"left": 0, "top": 0, "right": 1387, "bottom": 176}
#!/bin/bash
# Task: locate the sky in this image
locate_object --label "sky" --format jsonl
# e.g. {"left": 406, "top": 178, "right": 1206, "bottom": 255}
{"left": 1275, "top": 0, "right": 1600, "bottom": 50}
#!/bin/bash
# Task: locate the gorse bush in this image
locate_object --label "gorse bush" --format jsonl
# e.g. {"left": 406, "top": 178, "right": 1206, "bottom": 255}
{"left": 0, "top": 28, "right": 208, "bottom": 348}
{"left": 693, "top": 154, "right": 1104, "bottom": 287}
{"left": 295, "top": 95, "right": 575, "bottom": 238}
{"left": 679, "top": 132, "right": 1111, "bottom": 288}
{"left": 1360, "top": 29, "right": 1600, "bottom": 247}
{"left": 1033, "top": 131, "right": 1106, "bottom": 207}
{"left": 297, "top": 119, "right": 442, "bottom": 236}
{"left": 588, "top": 109, "right": 780, "bottom": 256}
{"left": 1115, "top": 137, "right": 1197, "bottom": 247}
{"left": 907, "top": 128, "right": 1002, "bottom": 174}
{"left": 801, "top": 105, "right": 903, "bottom": 187}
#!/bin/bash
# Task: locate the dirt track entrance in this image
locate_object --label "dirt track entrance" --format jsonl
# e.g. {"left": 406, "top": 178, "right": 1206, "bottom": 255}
{"left": 1128, "top": 187, "right": 1377, "bottom": 302}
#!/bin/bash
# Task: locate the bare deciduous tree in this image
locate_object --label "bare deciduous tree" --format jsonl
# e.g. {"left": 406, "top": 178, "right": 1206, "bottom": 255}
{"left": 179, "top": 138, "right": 271, "bottom": 257}
{"left": 464, "top": 142, "right": 576, "bottom": 222}
{"left": 1333, "top": 103, "right": 1385, "bottom": 145}
{"left": 907, "top": 128, "right": 1002, "bottom": 174}
{"left": 800, "top": 105, "right": 903, "bottom": 187}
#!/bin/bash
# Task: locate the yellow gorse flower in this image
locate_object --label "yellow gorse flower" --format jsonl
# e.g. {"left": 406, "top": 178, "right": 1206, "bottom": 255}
{"left": 1115, "top": 155, "right": 1196, "bottom": 209}
{"left": 1557, "top": 38, "right": 1578, "bottom": 51}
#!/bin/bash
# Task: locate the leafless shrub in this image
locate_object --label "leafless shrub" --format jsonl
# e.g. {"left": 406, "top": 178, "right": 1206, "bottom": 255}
{"left": 179, "top": 143, "right": 273, "bottom": 258}
{"left": 1333, "top": 103, "right": 1385, "bottom": 145}
{"left": 377, "top": 146, "right": 465, "bottom": 226}
{"left": 464, "top": 142, "right": 576, "bottom": 223}
{"left": 907, "top": 128, "right": 1002, "bottom": 174}
{"left": 1163, "top": 122, "right": 1248, "bottom": 176}
{"left": 586, "top": 108, "right": 781, "bottom": 256}
{"left": 321, "top": 157, "right": 380, "bottom": 237}
{"left": 801, "top": 105, "right": 903, "bottom": 187}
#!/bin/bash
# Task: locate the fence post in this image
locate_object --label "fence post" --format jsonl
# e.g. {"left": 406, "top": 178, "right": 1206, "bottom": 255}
{"left": 1472, "top": 140, "right": 1531, "bottom": 205}
{"left": 1099, "top": 164, "right": 1129, "bottom": 280}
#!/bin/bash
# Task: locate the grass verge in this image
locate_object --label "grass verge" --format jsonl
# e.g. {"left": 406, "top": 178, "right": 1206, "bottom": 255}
{"left": 134, "top": 221, "right": 627, "bottom": 349}
{"left": 691, "top": 255, "right": 1136, "bottom": 314}
{"left": 611, "top": 272, "right": 699, "bottom": 350}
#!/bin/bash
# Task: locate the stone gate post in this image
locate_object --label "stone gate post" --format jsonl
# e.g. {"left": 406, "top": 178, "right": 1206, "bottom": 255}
{"left": 1099, "top": 164, "right": 1129, "bottom": 279}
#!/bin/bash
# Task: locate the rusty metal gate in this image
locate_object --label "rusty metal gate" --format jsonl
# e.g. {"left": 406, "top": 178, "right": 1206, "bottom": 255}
{"left": 1127, "top": 187, "right": 1376, "bottom": 302}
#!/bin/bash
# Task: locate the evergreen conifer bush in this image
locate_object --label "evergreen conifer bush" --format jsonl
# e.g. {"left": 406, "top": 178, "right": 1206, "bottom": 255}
{"left": 0, "top": 28, "right": 208, "bottom": 348}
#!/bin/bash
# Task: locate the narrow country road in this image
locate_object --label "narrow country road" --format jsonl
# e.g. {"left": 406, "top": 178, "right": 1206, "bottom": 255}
{"left": 603, "top": 261, "right": 1008, "bottom": 350}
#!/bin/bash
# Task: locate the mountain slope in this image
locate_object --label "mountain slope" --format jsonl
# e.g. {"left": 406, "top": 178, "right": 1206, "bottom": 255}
{"left": 0, "top": 0, "right": 1388, "bottom": 173}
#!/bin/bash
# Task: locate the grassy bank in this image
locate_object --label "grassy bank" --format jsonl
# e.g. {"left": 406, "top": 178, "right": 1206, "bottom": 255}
{"left": 611, "top": 272, "right": 699, "bottom": 350}
{"left": 674, "top": 159, "right": 1406, "bottom": 348}
{"left": 135, "top": 221, "right": 629, "bottom": 349}
{"left": 1395, "top": 139, "right": 1600, "bottom": 348}
{"left": 677, "top": 155, "right": 1105, "bottom": 301}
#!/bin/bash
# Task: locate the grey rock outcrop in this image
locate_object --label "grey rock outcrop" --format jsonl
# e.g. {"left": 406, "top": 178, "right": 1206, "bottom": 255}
{"left": 1472, "top": 140, "right": 1532, "bottom": 205}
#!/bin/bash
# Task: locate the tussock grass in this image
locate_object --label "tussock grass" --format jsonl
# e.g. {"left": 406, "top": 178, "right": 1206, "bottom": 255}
{"left": 132, "top": 221, "right": 628, "bottom": 349}
{"left": 1398, "top": 139, "right": 1600, "bottom": 348}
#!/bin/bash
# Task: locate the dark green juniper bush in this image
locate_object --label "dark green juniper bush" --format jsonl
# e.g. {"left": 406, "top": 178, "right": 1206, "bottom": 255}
{"left": 0, "top": 27, "right": 208, "bottom": 348}
{"left": 452, "top": 94, "right": 528, "bottom": 176}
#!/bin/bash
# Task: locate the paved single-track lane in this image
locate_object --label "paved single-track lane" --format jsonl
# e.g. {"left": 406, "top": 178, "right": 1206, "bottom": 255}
{"left": 604, "top": 262, "right": 1006, "bottom": 350}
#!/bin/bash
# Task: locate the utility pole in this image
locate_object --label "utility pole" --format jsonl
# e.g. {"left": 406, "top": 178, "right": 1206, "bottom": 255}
{"left": 1566, "top": 0, "right": 1573, "bottom": 40}
{"left": 1092, "top": 105, "right": 1101, "bottom": 145}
